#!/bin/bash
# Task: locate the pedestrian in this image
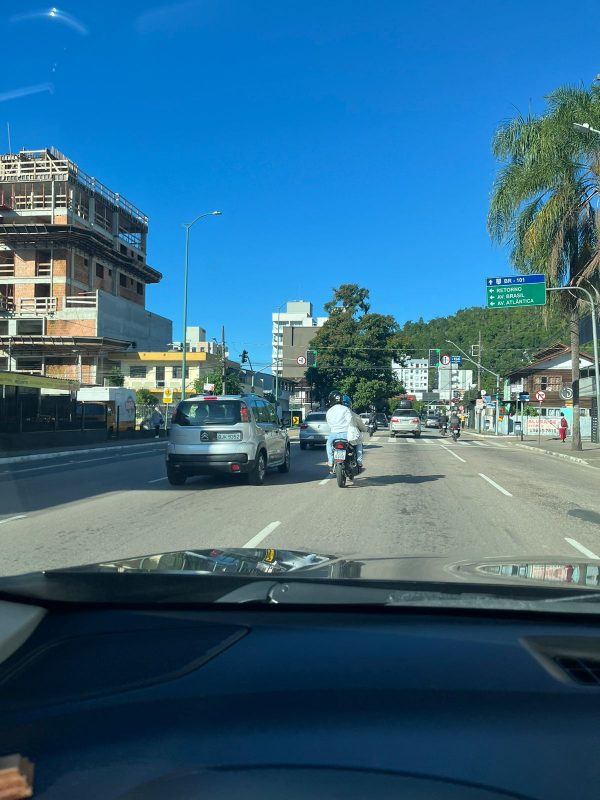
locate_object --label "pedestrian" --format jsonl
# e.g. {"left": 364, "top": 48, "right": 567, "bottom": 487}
{"left": 559, "top": 413, "right": 568, "bottom": 443}
{"left": 150, "top": 407, "right": 164, "bottom": 439}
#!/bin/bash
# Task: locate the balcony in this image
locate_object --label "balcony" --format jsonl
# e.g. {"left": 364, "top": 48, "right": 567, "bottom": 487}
{"left": 17, "top": 297, "right": 57, "bottom": 314}
{"left": 65, "top": 292, "right": 97, "bottom": 308}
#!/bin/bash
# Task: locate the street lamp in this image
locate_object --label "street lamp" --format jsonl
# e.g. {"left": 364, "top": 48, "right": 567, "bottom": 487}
{"left": 573, "top": 122, "right": 600, "bottom": 135}
{"left": 445, "top": 339, "right": 501, "bottom": 435}
{"left": 181, "top": 211, "right": 222, "bottom": 401}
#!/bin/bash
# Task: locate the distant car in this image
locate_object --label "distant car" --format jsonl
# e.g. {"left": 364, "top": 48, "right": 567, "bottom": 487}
{"left": 389, "top": 408, "right": 422, "bottom": 437}
{"left": 425, "top": 415, "right": 440, "bottom": 429}
{"left": 375, "top": 413, "right": 389, "bottom": 428}
{"left": 299, "top": 412, "right": 330, "bottom": 449}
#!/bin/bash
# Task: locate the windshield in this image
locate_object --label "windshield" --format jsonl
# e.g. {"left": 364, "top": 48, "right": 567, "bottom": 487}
{"left": 1, "top": 1, "right": 600, "bottom": 614}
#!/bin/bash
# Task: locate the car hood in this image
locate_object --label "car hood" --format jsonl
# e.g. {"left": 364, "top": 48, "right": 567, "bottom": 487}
{"left": 43, "top": 548, "right": 600, "bottom": 590}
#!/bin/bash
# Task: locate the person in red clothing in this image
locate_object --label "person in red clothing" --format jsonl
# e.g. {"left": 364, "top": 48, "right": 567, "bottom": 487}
{"left": 559, "top": 413, "right": 568, "bottom": 442}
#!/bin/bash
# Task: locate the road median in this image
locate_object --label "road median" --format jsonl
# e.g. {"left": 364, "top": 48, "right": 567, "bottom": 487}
{"left": 0, "top": 439, "right": 165, "bottom": 466}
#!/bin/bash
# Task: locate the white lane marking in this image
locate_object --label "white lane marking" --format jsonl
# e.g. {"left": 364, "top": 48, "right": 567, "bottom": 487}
{"left": 565, "top": 537, "right": 600, "bottom": 559}
{"left": 0, "top": 461, "right": 75, "bottom": 475}
{"left": 0, "top": 515, "right": 26, "bottom": 525}
{"left": 148, "top": 477, "right": 167, "bottom": 484}
{"left": 243, "top": 520, "right": 281, "bottom": 548}
{"left": 438, "top": 444, "right": 466, "bottom": 463}
{"left": 478, "top": 473, "right": 512, "bottom": 496}
{"left": 472, "top": 441, "right": 491, "bottom": 448}
{"left": 318, "top": 477, "right": 330, "bottom": 486}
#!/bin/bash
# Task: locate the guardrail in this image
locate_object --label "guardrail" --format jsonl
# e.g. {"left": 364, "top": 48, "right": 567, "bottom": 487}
{"left": 65, "top": 293, "right": 97, "bottom": 308}
{"left": 18, "top": 297, "right": 57, "bottom": 313}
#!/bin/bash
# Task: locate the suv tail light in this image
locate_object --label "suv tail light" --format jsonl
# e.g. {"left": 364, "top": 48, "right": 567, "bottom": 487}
{"left": 411, "top": 418, "right": 419, "bottom": 424}
{"left": 240, "top": 404, "right": 250, "bottom": 423}
{"left": 391, "top": 417, "right": 399, "bottom": 423}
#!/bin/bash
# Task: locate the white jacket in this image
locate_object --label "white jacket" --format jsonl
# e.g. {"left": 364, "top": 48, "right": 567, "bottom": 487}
{"left": 326, "top": 405, "right": 368, "bottom": 435}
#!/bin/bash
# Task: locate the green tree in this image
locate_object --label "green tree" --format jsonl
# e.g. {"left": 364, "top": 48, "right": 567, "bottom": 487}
{"left": 488, "top": 83, "right": 600, "bottom": 450}
{"left": 307, "top": 284, "right": 402, "bottom": 408}
{"left": 263, "top": 391, "right": 276, "bottom": 404}
{"left": 135, "top": 389, "right": 158, "bottom": 406}
{"left": 195, "top": 368, "right": 242, "bottom": 396}
{"left": 108, "top": 367, "right": 124, "bottom": 387}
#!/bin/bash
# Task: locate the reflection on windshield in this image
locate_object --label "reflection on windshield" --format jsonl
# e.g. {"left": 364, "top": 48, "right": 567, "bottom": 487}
{"left": 470, "top": 562, "right": 600, "bottom": 588}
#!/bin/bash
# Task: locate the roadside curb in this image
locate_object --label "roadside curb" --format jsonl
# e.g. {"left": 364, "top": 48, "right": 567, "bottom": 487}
{"left": 512, "top": 442, "right": 600, "bottom": 470}
{"left": 0, "top": 440, "right": 165, "bottom": 466}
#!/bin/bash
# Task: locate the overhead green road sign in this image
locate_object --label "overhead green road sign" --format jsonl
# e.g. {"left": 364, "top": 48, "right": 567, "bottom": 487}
{"left": 486, "top": 274, "right": 546, "bottom": 309}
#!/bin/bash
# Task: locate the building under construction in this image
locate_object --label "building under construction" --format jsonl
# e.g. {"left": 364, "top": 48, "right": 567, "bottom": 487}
{"left": 0, "top": 148, "right": 171, "bottom": 384}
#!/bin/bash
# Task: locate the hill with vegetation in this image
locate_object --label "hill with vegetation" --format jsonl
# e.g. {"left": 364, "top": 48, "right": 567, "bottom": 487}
{"left": 398, "top": 305, "right": 570, "bottom": 383}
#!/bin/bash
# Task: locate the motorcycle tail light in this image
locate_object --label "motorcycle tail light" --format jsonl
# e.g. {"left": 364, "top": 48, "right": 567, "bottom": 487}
{"left": 334, "top": 441, "right": 346, "bottom": 450}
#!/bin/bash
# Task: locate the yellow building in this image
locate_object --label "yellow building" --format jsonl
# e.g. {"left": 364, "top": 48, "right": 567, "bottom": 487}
{"left": 111, "top": 350, "right": 246, "bottom": 399}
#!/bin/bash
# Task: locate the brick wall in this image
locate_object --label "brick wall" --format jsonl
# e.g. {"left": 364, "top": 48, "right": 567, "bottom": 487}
{"left": 118, "top": 283, "right": 144, "bottom": 306}
{"left": 14, "top": 250, "right": 36, "bottom": 278}
{"left": 74, "top": 254, "right": 90, "bottom": 286}
{"left": 46, "top": 318, "right": 96, "bottom": 336}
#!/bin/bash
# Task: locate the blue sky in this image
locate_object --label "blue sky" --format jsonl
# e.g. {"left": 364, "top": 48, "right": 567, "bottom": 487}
{"left": 2, "top": 1, "right": 598, "bottom": 366}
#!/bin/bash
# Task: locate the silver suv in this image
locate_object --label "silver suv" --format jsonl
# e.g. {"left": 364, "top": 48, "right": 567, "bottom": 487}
{"left": 166, "top": 395, "right": 290, "bottom": 486}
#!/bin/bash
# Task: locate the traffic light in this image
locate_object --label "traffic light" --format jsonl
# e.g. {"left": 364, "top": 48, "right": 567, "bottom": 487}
{"left": 307, "top": 349, "right": 317, "bottom": 367}
{"left": 240, "top": 350, "right": 249, "bottom": 364}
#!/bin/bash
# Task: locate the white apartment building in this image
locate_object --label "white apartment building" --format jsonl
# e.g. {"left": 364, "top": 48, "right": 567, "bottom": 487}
{"left": 392, "top": 358, "right": 429, "bottom": 399}
{"left": 272, "top": 301, "right": 327, "bottom": 377}
{"left": 438, "top": 368, "right": 474, "bottom": 401}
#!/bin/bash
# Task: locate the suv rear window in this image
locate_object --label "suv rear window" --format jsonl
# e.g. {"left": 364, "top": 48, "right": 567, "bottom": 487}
{"left": 174, "top": 400, "right": 243, "bottom": 426}
{"left": 305, "top": 413, "right": 326, "bottom": 422}
{"left": 393, "top": 409, "right": 418, "bottom": 417}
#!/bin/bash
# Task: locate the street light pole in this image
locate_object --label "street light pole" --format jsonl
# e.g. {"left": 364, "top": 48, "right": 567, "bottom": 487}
{"left": 446, "top": 339, "right": 501, "bottom": 435}
{"left": 181, "top": 211, "right": 222, "bottom": 402}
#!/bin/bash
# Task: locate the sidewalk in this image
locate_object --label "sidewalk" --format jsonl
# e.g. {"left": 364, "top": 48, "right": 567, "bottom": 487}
{"left": 0, "top": 436, "right": 165, "bottom": 465}
{"left": 468, "top": 429, "right": 600, "bottom": 469}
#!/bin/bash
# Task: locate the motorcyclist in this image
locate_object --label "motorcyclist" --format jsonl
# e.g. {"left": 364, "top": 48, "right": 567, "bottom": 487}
{"left": 438, "top": 411, "right": 449, "bottom": 432}
{"left": 449, "top": 410, "right": 461, "bottom": 433}
{"left": 325, "top": 391, "right": 367, "bottom": 474}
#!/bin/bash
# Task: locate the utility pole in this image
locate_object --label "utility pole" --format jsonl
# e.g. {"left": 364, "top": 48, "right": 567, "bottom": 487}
{"left": 221, "top": 325, "right": 226, "bottom": 395}
{"left": 477, "top": 330, "right": 482, "bottom": 392}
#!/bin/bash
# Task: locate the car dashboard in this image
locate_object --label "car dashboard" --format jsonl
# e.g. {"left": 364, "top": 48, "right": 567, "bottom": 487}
{"left": 0, "top": 597, "right": 599, "bottom": 799}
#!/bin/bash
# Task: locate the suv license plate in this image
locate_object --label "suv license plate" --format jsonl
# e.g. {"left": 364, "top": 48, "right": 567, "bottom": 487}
{"left": 334, "top": 451, "right": 346, "bottom": 461}
{"left": 216, "top": 433, "right": 241, "bottom": 441}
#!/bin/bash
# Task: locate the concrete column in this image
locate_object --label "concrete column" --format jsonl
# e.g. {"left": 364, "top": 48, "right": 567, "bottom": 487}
{"left": 88, "top": 196, "right": 96, "bottom": 227}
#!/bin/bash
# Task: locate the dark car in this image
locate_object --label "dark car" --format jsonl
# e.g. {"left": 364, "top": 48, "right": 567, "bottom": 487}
{"left": 375, "top": 413, "right": 389, "bottom": 428}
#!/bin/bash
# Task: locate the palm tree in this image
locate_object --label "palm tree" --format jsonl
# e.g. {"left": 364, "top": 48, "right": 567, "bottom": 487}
{"left": 488, "top": 83, "right": 600, "bottom": 450}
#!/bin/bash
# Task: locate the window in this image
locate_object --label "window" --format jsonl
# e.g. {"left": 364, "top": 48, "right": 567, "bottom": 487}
{"left": 155, "top": 366, "right": 165, "bottom": 387}
{"left": 36, "top": 250, "right": 52, "bottom": 277}
{"left": 119, "top": 273, "right": 127, "bottom": 287}
{"left": 0, "top": 251, "right": 14, "bottom": 276}
{"left": 136, "top": 281, "right": 143, "bottom": 294}
{"left": 16, "top": 358, "right": 43, "bottom": 373}
{"left": 129, "top": 366, "right": 147, "bottom": 379}
{"left": 172, "top": 367, "right": 190, "bottom": 379}
{"left": 96, "top": 263, "right": 104, "bottom": 278}
{"left": 174, "top": 400, "right": 242, "bottom": 426}
{"left": 16, "top": 319, "right": 43, "bottom": 335}
{"left": 0, "top": 357, "right": 7, "bottom": 370}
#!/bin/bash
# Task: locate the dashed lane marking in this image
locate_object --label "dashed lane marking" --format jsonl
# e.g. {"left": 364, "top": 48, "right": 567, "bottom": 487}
{"left": 243, "top": 521, "right": 281, "bottom": 548}
{"left": 438, "top": 444, "right": 466, "bottom": 463}
{"left": 565, "top": 537, "right": 600, "bottom": 559}
{"left": 478, "top": 473, "right": 512, "bottom": 496}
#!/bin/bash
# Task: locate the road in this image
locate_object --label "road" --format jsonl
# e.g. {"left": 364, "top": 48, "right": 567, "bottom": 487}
{"left": 1, "top": 431, "right": 599, "bottom": 576}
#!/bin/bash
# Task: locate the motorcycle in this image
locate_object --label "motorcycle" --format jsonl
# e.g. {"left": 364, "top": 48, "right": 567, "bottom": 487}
{"left": 439, "top": 423, "right": 448, "bottom": 437}
{"left": 366, "top": 421, "right": 376, "bottom": 437}
{"left": 332, "top": 438, "right": 360, "bottom": 487}
{"left": 450, "top": 425, "right": 460, "bottom": 442}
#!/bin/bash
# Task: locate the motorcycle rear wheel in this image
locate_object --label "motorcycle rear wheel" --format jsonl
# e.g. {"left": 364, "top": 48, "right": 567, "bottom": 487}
{"left": 335, "top": 462, "right": 346, "bottom": 487}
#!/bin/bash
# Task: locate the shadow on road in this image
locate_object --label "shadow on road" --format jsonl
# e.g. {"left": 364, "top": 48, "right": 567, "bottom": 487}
{"left": 359, "top": 473, "right": 445, "bottom": 486}
{"left": 568, "top": 508, "right": 600, "bottom": 526}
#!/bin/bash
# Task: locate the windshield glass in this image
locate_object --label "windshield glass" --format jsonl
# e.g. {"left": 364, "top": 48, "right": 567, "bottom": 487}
{"left": 1, "top": 1, "right": 599, "bottom": 612}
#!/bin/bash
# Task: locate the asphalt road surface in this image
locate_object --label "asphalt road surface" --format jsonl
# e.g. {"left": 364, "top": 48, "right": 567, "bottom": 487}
{"left": 1, "top": 431, "right": 599, "bottom": 576}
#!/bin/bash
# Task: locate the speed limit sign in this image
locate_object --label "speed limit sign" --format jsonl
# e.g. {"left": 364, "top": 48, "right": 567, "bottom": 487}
{"left": 535, "top": 390, "right": 546, "bottom": 402}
